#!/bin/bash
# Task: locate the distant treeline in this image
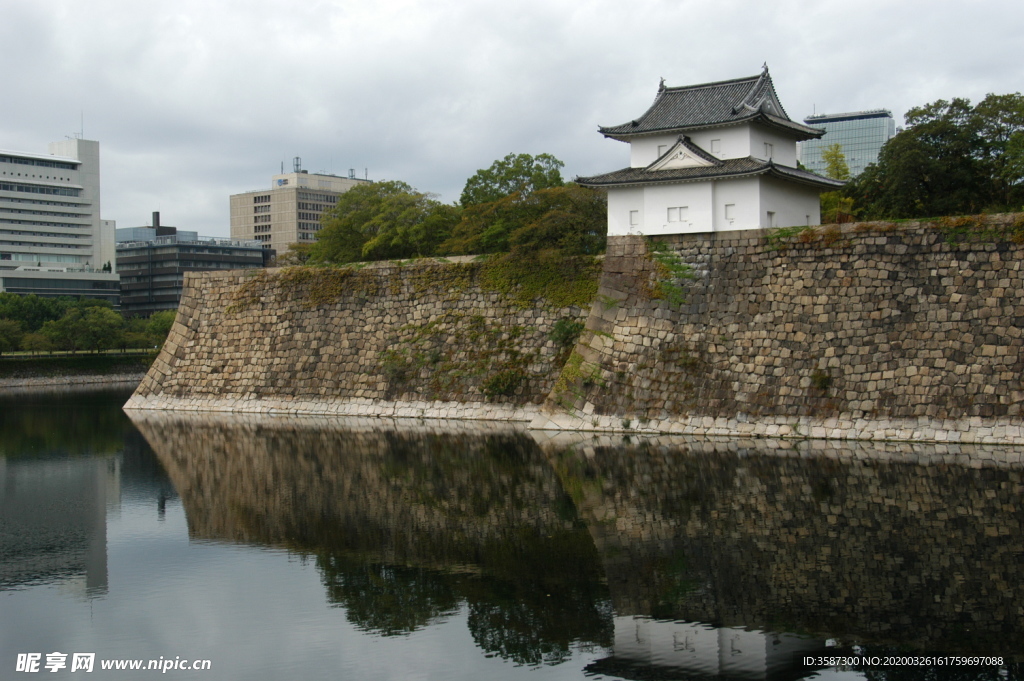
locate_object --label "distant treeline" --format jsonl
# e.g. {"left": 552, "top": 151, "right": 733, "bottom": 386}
{"left": 0, "top": 293, "right": 175, "bottom": 355}
{"left": 285, "top": 153, "right": 607, "bottom": 266}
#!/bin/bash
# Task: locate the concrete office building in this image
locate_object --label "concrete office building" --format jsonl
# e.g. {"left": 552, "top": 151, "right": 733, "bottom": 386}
{"left": 799, "top": 110, "right": 896, "bottom": 177}
{"left": 0, "top": 139, "right": 119, "bottom": 303}
{"left": 229, "top": 159, "right": 370, "bottom": 255}
{"left": 116, "top": 213, "right": 271, "bottom": 317}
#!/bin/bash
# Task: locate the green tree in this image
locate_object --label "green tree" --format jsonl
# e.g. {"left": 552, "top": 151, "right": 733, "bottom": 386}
{"left": 441, "top": 184, "right": 607, "bottom": 256}
{"left": 0, "top": 319, "right": 24, "bottom": 355}
{"left": 972, "top": 92, "right": 1024, "bottom": 207}
{"left": 19, "top": 332, "right": 53, "bottom": 355}
{"left": 818, "top": 143, "right": 854, "bottom": 224}
{"left": 146, "top": 310, "right": 177, "bottom": 341}
{"left": 0, "top": 293, "right": 69, "bottom": 332}
{"left": 460, "top": 153, "right": 565, "bottom": 207}
{"left": 846, "top": 96, "right": 1024, "bottom": 219}
{"left": 41, "top": 306, "right": 124, "bottom": 353}
{"left": 310, "top": 181, "right": 460, "bottom": 264}
{"left": 821, "top": 142, "right": 851, "bottom": 181}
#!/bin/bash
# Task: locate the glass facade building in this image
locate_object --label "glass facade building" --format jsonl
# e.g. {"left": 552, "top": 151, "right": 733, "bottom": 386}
{"left": 799, "top": 110, "right": 896, "bottom": 177}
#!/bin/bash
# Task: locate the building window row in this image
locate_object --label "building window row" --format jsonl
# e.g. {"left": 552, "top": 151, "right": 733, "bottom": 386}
{"left": 253, "top": 204, "right": 271, "bottom": 214}
{"left": 253, "top": 195, "right": 271, "bottom": 204}
{"left": 298, "top": 212, "right": 322, "bottom": 221}
{"left": 0, "top": 252, "right": 84, "bottom": 263}
{"left": 0, "top": 229, "right": 90, "bottom": 239}
{"left": 0, "top": 182, "right": 82, "bottom": 197}
{"left": 0, "top": 208, "right": 87, "bottom": 218}
{"left": 0, "top": 218, "right": 91, "bottom": 228}
{"left": 297, "top": 192, "right": 337, "bottom": 204}
{"left": 254, "top": 225, "right": 272, "bottom": 234}
{"left": 254, "top": 214, "right": 271, "bottom": 224}
{"left": 0, "top": 196, "right": 85, "bottom": 209}
{"left": 0, "top": 155, "right": 78, "bottom": 170}
{"left": 0, "top": 240, "right": 88, "bottom": 249}
{"left": 1, "top": 171, "right": 73, "bottom": 181}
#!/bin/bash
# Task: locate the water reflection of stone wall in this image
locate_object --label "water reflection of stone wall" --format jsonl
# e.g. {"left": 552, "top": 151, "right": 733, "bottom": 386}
{"left": 541, "top": 434, "right": 1023, "bottom": 654}
{"left": 129, "top": 412, "right": 612, "bottom": 665}
{"left": 133, "top": 412, "right": 577, "bottom": 556}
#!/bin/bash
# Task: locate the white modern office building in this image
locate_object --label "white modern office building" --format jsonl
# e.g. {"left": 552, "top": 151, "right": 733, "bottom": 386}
{"left": 799, "top": 110, "right": 896, "bottom": 177}
{"left": 230, "top": 159, "right": 370, "bottom": 255}
{"left": 0, "top": 138, "right": 119, "bottom": 304}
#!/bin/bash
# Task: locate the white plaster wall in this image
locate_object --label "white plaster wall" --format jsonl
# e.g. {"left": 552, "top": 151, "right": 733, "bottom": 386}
{"left": 630, "top": 126, "right": 756, "bottom": 166}
{"left": 607, "top": 187, "right": 644, "bottom": 236}
{"left": 759, "top": 176, "right": 821, "bottom": 227}
{"left": 749, "top": 127, "right": 799, "bottom": 166}
{"left": 688, "top": 126, "right": 751, "bottom": 159}
{"left": 713, "top": 177, "right": 761, "bottom": 232}
{"left": 641, "top": 183, "right": 713, "bottom": 235}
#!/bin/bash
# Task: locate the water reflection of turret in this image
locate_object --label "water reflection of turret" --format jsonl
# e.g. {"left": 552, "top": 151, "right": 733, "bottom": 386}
{"left": 536, "top": 432, "right": 1024, "bottom": 656}
{"left": 587, "top": 619, "right": 824, "bottom": 681}
{"left": 128, "top": 411, "right": 613, "bottom": 666}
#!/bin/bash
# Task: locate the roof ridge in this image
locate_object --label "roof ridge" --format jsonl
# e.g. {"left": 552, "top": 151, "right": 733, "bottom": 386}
{"left": 661, "top": 73, "right": 761, "bottom": 92}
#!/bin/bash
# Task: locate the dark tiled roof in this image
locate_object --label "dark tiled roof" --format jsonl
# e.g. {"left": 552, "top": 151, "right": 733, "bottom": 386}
{"left": 599, "top": 69, "right": 823, "bottom": 141}
{"left": 577, "top": 157, "right": 846, "bottom": 189}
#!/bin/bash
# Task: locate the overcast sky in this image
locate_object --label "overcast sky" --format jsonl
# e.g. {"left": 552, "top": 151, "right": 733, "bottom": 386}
{"left": 2, "top": 0, "right": 1023, "bottom": 237}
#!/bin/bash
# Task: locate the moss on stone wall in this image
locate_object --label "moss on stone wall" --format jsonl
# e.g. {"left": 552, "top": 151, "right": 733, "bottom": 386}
{"left": 228, "top": 252, "right": 600, "bottom": 314}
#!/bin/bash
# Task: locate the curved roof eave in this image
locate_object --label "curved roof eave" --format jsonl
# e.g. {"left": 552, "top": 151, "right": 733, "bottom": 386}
{"left": 600, "top": 113, "right": 823, "bottom": 142}
{"left": 576, "top": 163, "right": 845, "bottom": 190}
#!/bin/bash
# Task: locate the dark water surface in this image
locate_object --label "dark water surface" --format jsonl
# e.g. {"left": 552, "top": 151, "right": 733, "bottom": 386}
{"left": 1, "top": 389, "right": 1021, "bottom": 680}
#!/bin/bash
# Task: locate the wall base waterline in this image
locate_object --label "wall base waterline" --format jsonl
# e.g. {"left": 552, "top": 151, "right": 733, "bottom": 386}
{"left": 125, "top": 394, "right": 1024, "bottom": 446}
{"left": 124, "top": 394, "right": 542, "bottom": 422}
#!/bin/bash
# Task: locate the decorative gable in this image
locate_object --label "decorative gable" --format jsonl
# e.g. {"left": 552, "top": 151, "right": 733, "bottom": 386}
{"left": 647, "top": 137, "right": 722, "bottom": 172}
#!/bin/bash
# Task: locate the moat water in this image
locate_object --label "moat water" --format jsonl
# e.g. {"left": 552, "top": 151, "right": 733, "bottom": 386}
{"left": 0, "top": 388, "right": 1020, "bottom": 680}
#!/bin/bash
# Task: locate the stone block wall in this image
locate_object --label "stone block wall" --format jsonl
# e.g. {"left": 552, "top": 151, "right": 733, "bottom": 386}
{"left": 129, "top": 214, "right": 1024, "bottom": 443}
{"left": 534, "top": 214, "right": 1024, "bottom": 443}
{"left": 127, "top": 258, "right": 590, "bottom": 419}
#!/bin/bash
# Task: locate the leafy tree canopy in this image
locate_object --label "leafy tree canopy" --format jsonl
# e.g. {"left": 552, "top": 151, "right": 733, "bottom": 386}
{"left": 846, "top": 92, "right": 1024, "bottom": 220}
{"left": 309, "top": 181, "right": 461, "bottom": 265}
{"left": 0, "top": 319, "right": 23, "bottom": 355}
{"left": 821, "top": 142, "right": 851, "bottom": 181}
{"left": 460, "top": 153, "right": 565, "bottom": 207}
{"left": 441, "top": 184, "right": 607, "bottom": 257}
{"left": 40, "top": 306, "right": 124, "bottom": 353}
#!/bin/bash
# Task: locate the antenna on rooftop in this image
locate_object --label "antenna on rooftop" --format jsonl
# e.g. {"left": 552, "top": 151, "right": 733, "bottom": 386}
{"left": 293, "top": 156, "right": 302, "bottom": 173}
